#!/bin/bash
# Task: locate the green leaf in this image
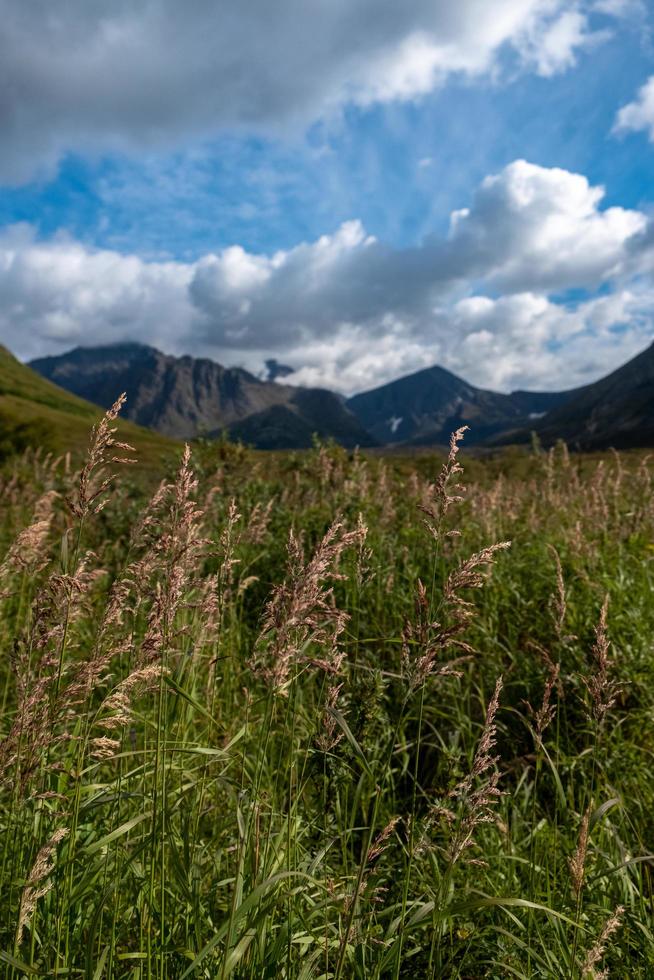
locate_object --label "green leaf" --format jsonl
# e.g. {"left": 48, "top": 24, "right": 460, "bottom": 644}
{"left": 82, "top": 812, "right": 150, "bottom": 855}
{"left": 590, "top": 797, "right": 621, "bottom": 829}
{"left": 164, "top": 674, "right": 225, "bottom": 729}
{"left": 0, "top": 950, "right": 39, "bottom": 975}
{"left": 325, "top": 707, "right": 373, "bottom": 777}
{"left": 588, "top": 853, "right": 654, "bottom": 882}
{"left": 446, "top": 896, "right": 584, "bottom": 930}
{"left": 179, "top": 871, "right": 319, "bottom": 978}
{"left": 92, "top": 946, "right": 109, "bottom": 980}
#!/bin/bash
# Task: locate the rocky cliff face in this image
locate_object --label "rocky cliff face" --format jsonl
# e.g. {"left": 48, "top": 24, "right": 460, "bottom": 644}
{"left": 30, "top": 343, "right": 375, "bottom": 447}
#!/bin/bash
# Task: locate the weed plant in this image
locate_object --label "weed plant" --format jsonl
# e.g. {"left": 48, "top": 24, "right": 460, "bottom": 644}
{"left": 0, "top": 405, "right": 652, "bottom": 978}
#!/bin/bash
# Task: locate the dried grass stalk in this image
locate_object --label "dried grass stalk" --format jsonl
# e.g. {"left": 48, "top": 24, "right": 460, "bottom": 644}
{"left": 402, "top": 543, "right": 510, "bottom": 693}
{"left": 569, "top": 806, "right": 591, "bottom": 900}
{"left": 69, "top": 393, "right": 135, "bottom": 519}
{"left": 584, "top": 597, "right": 619, "bottom": 724}
{"left": 253, "top": 518, "right": 366, "bottom": 694}
{"left": 420, "top": 427, "right": 468, "bottom": 542}
{"left": 436, "top": 677, "right": 504, "bottom": 867}
{"left": 524, "top": 642, "right": 561, "bottom": 744}
{"left": 581, "top": 905, "right": 625, "bottom": 979}
{"left": 16, "top": 827, "right": 69, "bottom": 945}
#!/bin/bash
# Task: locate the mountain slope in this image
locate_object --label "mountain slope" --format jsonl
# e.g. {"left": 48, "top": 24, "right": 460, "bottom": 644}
{"left": 0, "top": 346, "right": 177, "bottom": 467}
{"left": 32, "top": 339, "right": 654, "bottom": 453}
{"left": 31, "top": 343, "right": 289, "bottom": 439}
{"left": 347, "top": 364, "right": 577, "bottom": 446}
{"left": 31, "top": 344, "right": 374, "bottom": 448}
{"left": 529, "top": 341, "right": 654, "bottom": 449}
{"left": 228, "top": 388, "right": 377, "bottom": 449}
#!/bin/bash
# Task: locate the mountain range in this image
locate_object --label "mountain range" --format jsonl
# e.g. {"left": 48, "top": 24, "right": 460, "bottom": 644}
{"left": 28, "top": 339, "right": 654, "bottom": 451}
{"left": 30, "top": 343, "right": 374, "bottom": 449}
{"left": 347, "top": 364, "right": 576, "bottom": 446}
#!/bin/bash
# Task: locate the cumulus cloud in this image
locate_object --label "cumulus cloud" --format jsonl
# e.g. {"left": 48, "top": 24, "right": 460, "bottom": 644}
{"left": 0, "top": 161, "right": 651, "bottom": 393}
{"left": 614, "top": 75, "right": 654, "bottom": 141}
{"left": 0, "top": 0, "right": 618, "bottom": 182}
{"left": 0, "top": 224, "right": 192, "bottom": 358}
{"left": 593, "top": 0, "right": 646, "bottom": 18}
{"left": 442, "top": 289, "right": 654, "bottom": 390}
{"left": 188, "top": 160, "right": 646, "bottom": 350}
{"left": 443, "top": 160, "right": 646, "bottom": 291}
{"left": 282, "top": 289, "right": 654, "bottom": 393}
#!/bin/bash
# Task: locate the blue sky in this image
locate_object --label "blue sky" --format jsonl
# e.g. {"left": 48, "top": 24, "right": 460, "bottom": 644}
{"left": 1, "top": 0, "right": 654, "bottom": 394}
{"left": 1, "top": 19, "right": 651, "bottom": 258}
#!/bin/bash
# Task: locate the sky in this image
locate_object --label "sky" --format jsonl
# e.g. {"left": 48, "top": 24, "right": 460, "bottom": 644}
{"left": 1, "top": 0, "right": 654, "bottom": 395}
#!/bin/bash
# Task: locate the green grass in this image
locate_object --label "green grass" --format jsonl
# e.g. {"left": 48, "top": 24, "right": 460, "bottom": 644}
{"left": 0, "top": 346, "right": 178, "bottom": 473}
{"left": 0, "top": 416, "right": 652, "bottom": 978}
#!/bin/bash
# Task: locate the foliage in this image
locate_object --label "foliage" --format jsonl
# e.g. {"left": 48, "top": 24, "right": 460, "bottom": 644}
{"left": 0, "top": 411, "right": 652, "bottom": 978}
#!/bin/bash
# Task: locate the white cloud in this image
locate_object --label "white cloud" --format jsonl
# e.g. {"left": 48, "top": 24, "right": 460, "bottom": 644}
{"left": 284, "top": 289, "right": 654, "bottom": 394}
{"left": 593, "top": 0, "right": 646, "bottom": 17}
{"left": 0, "top": 161, "right": 651, "bottom": 394}
{"left": 0, "top": 224, "right": 192, "bottom": 358}
{"left": 443, "top": 160, "right": 646, "bottom": 291}
{"left": 517, "top": 10, "right": 608, "bottom": 77}
{"left": 0, "top": 0, "right": 620, "bottom": 182}
{"left": 614, "top": 75, "right": 654, "bottom": 141}
{"left": 442, "top": 289, "right": 654, "bottom": 390}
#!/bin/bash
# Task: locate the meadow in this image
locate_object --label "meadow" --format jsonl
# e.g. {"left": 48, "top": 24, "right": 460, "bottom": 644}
{"left": 0, "top": 399, "right": 652, "bottom": 978}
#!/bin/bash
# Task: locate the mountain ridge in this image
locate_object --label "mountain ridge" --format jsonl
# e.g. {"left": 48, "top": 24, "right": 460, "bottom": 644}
{"left": 346, "top": 363, "right": 579, "bottom": 446}
{"left": 28, "top": 338, "right": 654, "bottom": 451}
{"left": 31, "top": 343, "right": 375, "bottom": 449}
{"left": 523, "top": 340, "right": 654, "bottom": 450}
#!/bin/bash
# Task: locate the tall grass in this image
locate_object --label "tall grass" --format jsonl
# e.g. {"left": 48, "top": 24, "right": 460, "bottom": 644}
{"left": 0, "top": 409, "right": 652, "bottom": 978}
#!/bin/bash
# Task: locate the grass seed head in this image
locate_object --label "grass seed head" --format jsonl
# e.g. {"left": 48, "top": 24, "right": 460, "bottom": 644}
{"left": 584, "top": 596, "right": 619, "bottom": 725}
{"left": 16, "top": 827, "right": 69, "bottom": 945}
{"left": 581, "top": 905, "right": 625, "bottom": 979}
{"left": 444, "top": 677, "right": 504, "bottom": 866}
{"left": 569, "top": 805, "right": 591, "bottom": 900}
{"left": 69, "top": 393, "right": 135, "bottom": 519}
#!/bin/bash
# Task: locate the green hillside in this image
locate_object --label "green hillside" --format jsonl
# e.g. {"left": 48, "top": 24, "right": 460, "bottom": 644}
{"left": 0, "top": 345, "right": 178, "bottom": 470}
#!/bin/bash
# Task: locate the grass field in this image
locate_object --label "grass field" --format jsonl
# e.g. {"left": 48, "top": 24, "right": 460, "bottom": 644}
{"left": 0, "top": 401, "right": 652, "bottom": 978}
{"left": 0, "top": 346, "right": 177, "bottom": 473}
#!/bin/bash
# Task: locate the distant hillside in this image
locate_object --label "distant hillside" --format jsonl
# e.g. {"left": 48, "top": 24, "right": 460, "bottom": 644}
{"left": 0, "top": 345, "right": 176, "bottom": 468}
{"left": 28, "top": 339, "right": 654, "bottom": 452}
{"left": 347, "top": 364, "right": 577, "bottom": 446}
{"left": 527, "top": 341, "right": 654, "bottom": 450}
{"left": 31, "top": 344, "right": 374, "bottom": 449}
{"left": 228, "top": 388, "right": 377, "bottom": 449}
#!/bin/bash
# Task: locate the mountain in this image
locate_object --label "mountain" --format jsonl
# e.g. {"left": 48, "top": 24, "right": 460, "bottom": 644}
{"left": 347, "top": 364, "right": 577, "bottom": 446}
{"left": 263, "top": 358, "right": 295, "bottom": 382}
{"left": 30, "top": 339, "right": 654, "bottom": 453}
{"left": 228, "top": 388, "right": 377, "bottom": 450}
{"left": 526, "top": 341, "right": 654, "bottom": 450}
{"left": 0, "top": 345, "right": 176, "bottom": 469}
{"left": 30, "top": 343, "right": 375, "bottom": 449}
